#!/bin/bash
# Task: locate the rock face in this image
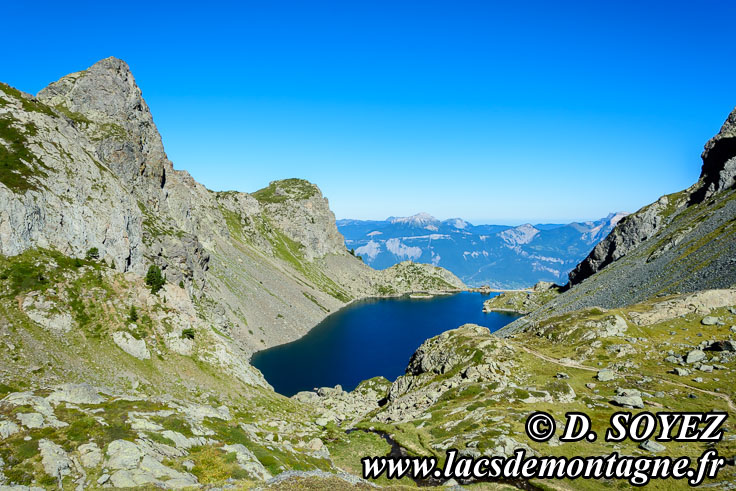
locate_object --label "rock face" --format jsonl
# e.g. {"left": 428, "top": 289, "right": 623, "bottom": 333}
{"left": 568, "top": 198, "right": 670, "bottom": 285}
{"left": 699, "top": 106, "right": 736, "bottom": 200}
{"left": 38, "top": 57, "right": 168, "bottom": 187}
{"left": 0, "top": 57, "right": 465, "bottom": 361}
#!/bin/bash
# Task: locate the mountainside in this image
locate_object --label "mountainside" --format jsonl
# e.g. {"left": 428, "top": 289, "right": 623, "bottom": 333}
{"left": 0, "top": 56, "right": 464, "bottom": 386}
{"left": 338, "top": 212, "right": 625, "bottom": 288}
{"left": 0, "top": 58, "right": 469, "bottom": 489}
{"left": 500, "top": 106, "right": 736, "bottom": 335}
{"left": 0, "top": 57, "right": 464, "bottom": 350}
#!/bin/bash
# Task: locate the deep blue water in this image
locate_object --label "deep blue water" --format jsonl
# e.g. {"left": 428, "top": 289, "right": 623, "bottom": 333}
{"left": 251, "top": 292, "right": 519, "bottom": 396}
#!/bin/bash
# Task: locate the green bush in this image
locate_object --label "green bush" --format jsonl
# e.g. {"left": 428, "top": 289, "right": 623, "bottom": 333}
{"left": 145, "top": 264, "right": 165, "bottom": 294}
{"left": 128, "top": 305, "right": 138, "bottom": 323}
{"left": 181, "top": 328, "right": 195, "bottom": 340}
{"left": 85, "top": 247, "right": 99, "bottom": 260}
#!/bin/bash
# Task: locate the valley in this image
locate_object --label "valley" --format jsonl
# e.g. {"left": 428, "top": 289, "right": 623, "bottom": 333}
{"left": 338, "top": 213, "right": 626, "bottom": 288}
{"left": 0, "top": 57, "right": 735, "bottom": 490}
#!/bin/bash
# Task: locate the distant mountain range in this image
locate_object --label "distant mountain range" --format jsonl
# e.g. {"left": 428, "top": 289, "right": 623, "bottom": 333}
{"left": 337, "top": 212, "right": 627, "bottom": 288}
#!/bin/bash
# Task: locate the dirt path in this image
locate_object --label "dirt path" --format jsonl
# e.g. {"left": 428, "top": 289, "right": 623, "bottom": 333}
{"left": 517, "top": 345, "right": 736, "bottom": 413}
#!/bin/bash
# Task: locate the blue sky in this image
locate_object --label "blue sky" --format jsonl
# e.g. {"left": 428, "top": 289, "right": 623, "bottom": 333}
{"left": 3, "top": 1, "right": 735, "bottom": 223}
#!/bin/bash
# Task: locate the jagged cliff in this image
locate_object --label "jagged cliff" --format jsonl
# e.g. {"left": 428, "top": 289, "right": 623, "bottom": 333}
{"left": 501, "top": 107, "right": 736, "bottom": 334}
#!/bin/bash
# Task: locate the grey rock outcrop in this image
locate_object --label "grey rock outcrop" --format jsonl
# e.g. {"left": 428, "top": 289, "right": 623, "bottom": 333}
{"left": 38, "top": 439, "right": 72, "bottom": 483}
{"left": 699, "top": 106, "right": 736, "bottom": 199}
{"left": 46, "top": 383, "right": 105, "bottom": 405}
{"left": 569, "top": 196, "right": 671, "bottom": 285}
{"left": 112, "top": 331, "right": 151, "bottom": 360}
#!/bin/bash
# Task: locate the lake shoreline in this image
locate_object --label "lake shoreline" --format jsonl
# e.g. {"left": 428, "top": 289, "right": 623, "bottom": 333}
{"left": 251, "top": 291, "right": 519, "bottom": 396}
{"left": 248, "top": 288, "right": 468, "bottom": 361}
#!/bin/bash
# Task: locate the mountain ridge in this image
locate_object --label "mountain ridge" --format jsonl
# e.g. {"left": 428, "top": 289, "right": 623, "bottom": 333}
{"left": 338, "top": 211, "right": 627, "bottom": 288}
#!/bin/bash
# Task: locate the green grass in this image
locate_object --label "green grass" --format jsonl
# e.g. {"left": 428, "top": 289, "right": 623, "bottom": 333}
{"left": 303, "top": 291, "right": 329, "bottom": 312}
{"left": 53, "top": 104, "right": 93, "bottom": 125}
{"left": 0, "top": 114, "right": 50, "bottom": 193}
{"left": 252, "top": 178, "right": 317, "bottom": 203}
{"left": 0, "top": 248, "right": 92, "bottom": 295}
{"left": 188, "top": 446, "right": 251, "bottom": 483}
{"left": 0, "top": 82, "right": 56, "bottom": 117}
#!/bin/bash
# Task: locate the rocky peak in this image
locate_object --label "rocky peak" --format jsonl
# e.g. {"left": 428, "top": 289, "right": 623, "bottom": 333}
{"left": 37, "top": 57, "right": 169, "bottom": 185}
{"left": 251, "top": 179, "right": 348, "bottom": 259}
{"left": 388, "top": 212, "right": 440, "bottom": 229}
{"left": 698, "top": 106, "right": 736, "bottom": 200}
{"left": 499, "top": 223, "right": 539, "bottom": 246}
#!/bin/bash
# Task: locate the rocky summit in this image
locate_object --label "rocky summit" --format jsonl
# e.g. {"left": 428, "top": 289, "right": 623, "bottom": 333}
{"left": 1, "top": 57, "right": 735, "bottom": 490}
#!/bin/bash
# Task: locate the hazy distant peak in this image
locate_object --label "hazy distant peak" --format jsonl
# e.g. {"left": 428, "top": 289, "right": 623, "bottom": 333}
{"left": 444, "top": 218, "right": 470, "bottom": 229}
{"left": 500, "top": 223, "right": 539, "bottom": 246}
{"left": 388, "top": 212, "right": 440, "bottom": 227}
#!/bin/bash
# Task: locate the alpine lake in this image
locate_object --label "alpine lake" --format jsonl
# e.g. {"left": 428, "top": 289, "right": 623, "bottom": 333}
{"left": 252, "top": 292, "right": 519, "bottom": 396}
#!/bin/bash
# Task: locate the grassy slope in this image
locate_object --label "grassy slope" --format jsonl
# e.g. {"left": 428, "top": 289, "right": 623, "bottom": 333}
{"left": 339, "top": 295, "right": 736, "bottom": 490}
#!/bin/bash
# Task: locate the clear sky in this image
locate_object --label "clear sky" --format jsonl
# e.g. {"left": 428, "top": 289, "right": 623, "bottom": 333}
{"left": 3, "top": 1, "right": 735, "bottom": 224}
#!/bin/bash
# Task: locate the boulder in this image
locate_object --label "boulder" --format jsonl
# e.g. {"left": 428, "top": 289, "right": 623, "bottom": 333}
{"left": 640, "top": 440, "right": 666, "bottom": 453}
{"left": 707, "top": 340, "right": 736, "bottom": 352}
{"left": 38, "top": 439, "right": 72, "bottom": 482}
{"left": 685, "top": 350, "right": 706, "bottom": 364}
{"left": 596, "top": 369, "right": 616, "bottom": 382}
{"left": 106, "top": 440, "right": 143, "bottom": 470}
{"left": 112, "top": 331, "right": 150, "bottom": 360}
{"left": 17, "top": 413, "right": 45, "bottom": 429}
{"left": 78, "top": 442, "right": 103, "bottom": 468}
{"left": 611, "top": 395, "right": 644, "bottom": 409}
